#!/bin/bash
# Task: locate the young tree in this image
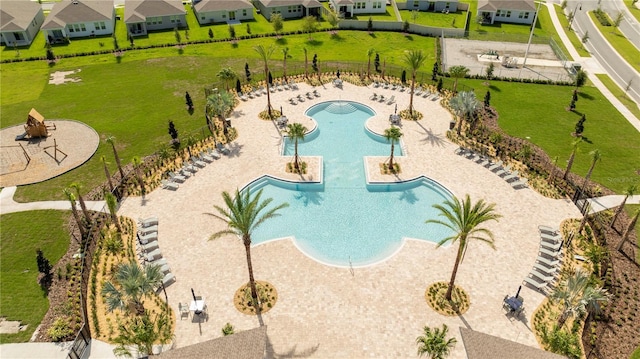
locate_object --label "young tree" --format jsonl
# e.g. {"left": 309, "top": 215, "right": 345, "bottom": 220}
{"left": 271, "top": 13, "right": 283, "bottom": 35}
{"left": 383, "top": 127, "right": 403, "bottom": 172}
{"left": 101, "top": 155, "right": 115, "bottom": 194}
{"left": 236, "top": 79, "right": 242, "bottom": 94}
{"left": 574, "top": 114, "right": 586, "bottom": 137}
{"left": 206, "top": 89, "right": 235, "bottom": 142}
{"left": 483, "top": 90, "right": 491, "bottom": 108}
{"left": 46, "top": 45, "right": 55, "bottom": 62}
{"left": 416, "top": 324, "right": 457, "bottom": 359}
{"left": 367, "top": 17, "right": 373, "bottom": 32}
{"left": 366, "top": 48, "right": 375, "bottom": 78}
{"left": 327, "top": 9, "right": 339, "bottom": 30}
{"left": 448, "top": 65, "right": 470, "bottom": 93}
{"left": 302, "top": 16, "right": 318, "bottom": 40}
{"left": 437, "top": 78, "right": 443, "bottom": 93}
{"left": 105, "top": 136, "right": 125, "bottom": 180}
{"left": 185, "top": 91, "right": 194, "bottom": 110}
{"left": 184, "top": 29, "right": 189, "bottom": 41}
{"left": 216, "top": 67, "right": 237, "bottom": 91}
{"left": 228, "top": 25, "right": 236, "bottom": 39}
{"left": 304, "top": 47, "right": 309, "bottom": 79}
{"left": 209, "top": 189, "right": 289, "bottom": 315}
{"left": 374, "top": 53, "right": 381, "bottom": 72}
{"left": 286, "top": 123, "right": 307, "bottom": 172}
{"left": 403, "top": 49, "right": 427, "bottom": 116}
{"left": 245, "top": 62, "right": 251, "bottom": 82}
{"left": 168, "top": 121, "right": 179, "bottom": 145}
{"left": 486, "top": 62, "right": 495, "bottom": 79}
{"left": 581, "top": 31, "right": 589, "bottom": 44}
{"left": 281, "top": 47, "right": 289, "bottom": 81}
{"left": 246, "top": 23, "right": 251, "bottom": 34}
{"left": 174, "top": 27, "right": 181, "bottom": 44}
{"left": 432, "top": 62, "right": 439, "bottom": 82}
{"left": 131, "top": 156, "right": 146, "bottom": 195}
{"left": 105, "top": 191, "right": 122, "bottom": 233}
{"left": 619, "top": 207, "right": 640, "bottom": 251}
{"left": 426, "top": 195, "right": 501, "bottom": 300}
{"left": 208, "top": 28, "right": 214, "bottom": 39}
{"left": 613, "top": 11, "right": 624, "bottom": 29}
{"left": 254, "top": 45, "right": 275, "bottom": 116}
{"left": 63, "top": 188, "right": 86, "bottom": 239}
{"left": 563, "top": 138, "right": 582, "bottom": 180}
{"left": 449, "top": 91, "right": 480, "bottom": 135}
{"left": 574, "top": 69, "right": 587, "bottom": 90}
{"left": 312, "top": 54, "right": 318, "bottom": 73}
{"left": 403, "top": 19, "right": 410, "bottom": 33}
{"left": 102, "top": 261, "right": 163, "bottom": 315}
{"left": 611, "top": 184, "right": 638, "bottom": 230}
{"left": 113, "top": 310, "right": 169, "bottom": 358}
{"left": 401, "top": 70, "right": 407, "bottom": 84}
{"left": 580, "top": 149, "right": 602, "bottom": 193}
{"left": 551, "top": 269, "right": 609, "bottom": 327}
{"left": 70, "top": 182, "right": 91, "bottom": 222}
{"left": 36, "top": 249, "right": 53, "bottom": 291}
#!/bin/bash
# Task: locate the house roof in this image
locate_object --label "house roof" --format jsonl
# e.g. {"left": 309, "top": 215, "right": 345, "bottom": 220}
{"left": 124, "top": 0, "right": 186, "bottom": 23}
{"left": 333, "top": 0, "right": 355, "bottom": 5}
{"left": 259, "top": 0, "right": 321, "bottom": 8}
{"left": 478, "top": 0, "right": 536, "bottom": 12}
{"left": 0, "top": 0, "right": 42, "bottom": 32}
{"left": 194, "top": 0, "right": 253, "bottom": 13}
{"left": 157, "top": 326, "right": 267, "bottom": 359}
{"left": 460, "top": 328, "right": 567, "bottom": 359}
{"left": 42, "top": 0, "right": 114, "bottom": 30}
{"left": 28, "top": 108, "right": 45, "bottom": 124}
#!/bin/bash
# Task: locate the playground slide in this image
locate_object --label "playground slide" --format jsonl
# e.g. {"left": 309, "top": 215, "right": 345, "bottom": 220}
{"left": 15, "top": 132, "right": 28, "bottom": 141}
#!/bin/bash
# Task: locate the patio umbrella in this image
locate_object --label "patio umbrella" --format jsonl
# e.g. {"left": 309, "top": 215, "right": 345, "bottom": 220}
{"left": 394, "top": 104, "right": 397, "bottom": 114}
{"left": 280, "top": 106, "right": 283, "bottom": 116}
{"left": 515, "top": 285, "right": 522, "bottom": 298}
{"left": 336, "top": 69, "right": 341, "bottom": 78}
{"left": 191, "top": 288, "right": 197, "bottom": 302}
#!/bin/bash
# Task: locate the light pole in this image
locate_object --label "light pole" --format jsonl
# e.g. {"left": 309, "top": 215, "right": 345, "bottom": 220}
{"left": 521, "top": 0, "right": 543, "bottom": 69}
{"left": 568, "top": 2, "right": 582, "bottom": 30}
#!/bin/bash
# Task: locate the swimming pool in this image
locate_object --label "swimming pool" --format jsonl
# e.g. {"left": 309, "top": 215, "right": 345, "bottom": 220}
{"left": 248, "top": 101, "right": 454, "bottom": 267}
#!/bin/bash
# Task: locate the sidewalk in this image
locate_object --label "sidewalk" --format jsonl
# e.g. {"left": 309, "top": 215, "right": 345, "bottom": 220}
{"left": 0, "top": 186, "right": 107, "bottom": 215}
{"left": 587, "top": 195, "right": 640, "bottom": 213}
{"left": 545, "top": 2, "right": 640, "bottom": 133}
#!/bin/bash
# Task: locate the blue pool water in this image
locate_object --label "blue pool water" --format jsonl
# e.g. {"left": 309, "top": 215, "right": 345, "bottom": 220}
{"left": 248, "top": 101, "right": 454, "bottom": 267}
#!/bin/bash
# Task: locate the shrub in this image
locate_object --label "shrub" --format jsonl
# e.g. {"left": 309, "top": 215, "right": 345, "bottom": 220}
{"left": 222, "top": 322, "right": 235, "bottom": 336}
{"left": 593, "top": 8, "right": 611, "bottom": 26}
{"left": 48, "top": 317, "right": 74, "bottom": 341}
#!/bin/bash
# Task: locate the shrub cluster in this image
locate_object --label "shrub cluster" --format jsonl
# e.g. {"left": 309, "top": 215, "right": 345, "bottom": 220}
{"left": 593, "top": 8, "right": 612, "bottom": 26}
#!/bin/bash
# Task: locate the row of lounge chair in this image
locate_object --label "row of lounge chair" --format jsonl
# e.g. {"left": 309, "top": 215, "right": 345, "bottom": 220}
{"left": 161, "top": 148, "right": 226, "bottom": 190}
{"left": 523, "top": 225, "right": 563, "bottom": 293}
{"left": 371, "top": 82, "right": 440, "bottom": 101}
{"left": 270, "top": 80, "right": 299, "bottom": 93}
{"left": 289, "top": 90, "right": 320, "bottom": 105}
{"left": 454, "top": 147, "right": 528, "bottom": 189}
{"left": 369, "top": 93, "right": 396, "bottom": 105}
{"left": 136, "top": 216, "right": 176, "bottom": 291}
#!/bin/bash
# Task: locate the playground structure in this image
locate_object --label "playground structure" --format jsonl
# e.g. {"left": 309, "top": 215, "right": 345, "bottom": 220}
{"left": 15, "top": 108, "right": 56, "bottom": 141}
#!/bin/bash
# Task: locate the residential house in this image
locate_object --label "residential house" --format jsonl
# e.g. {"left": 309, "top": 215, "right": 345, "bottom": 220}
{"left": 400, "top": 0, "right": 459, "bottom": 13}
{"left": 0, "top": 0, "right": 45, "bottom": 46}
{"left": 477, "top": 0, "right": 536, "bottom": 25}
{"left": 192, "top": 0, "right": 254, "bottom": 25}
{"left": 330, "top": 0, "right": 387, "bottom": 18}
{"left": 125, "top": 0, "right": 187, "bottom": 36}
{"left": 41, "top": 0, "right": 115, "bottom": 44}
{"left": 254, "top": 0, "right": 322, "bottom": 21}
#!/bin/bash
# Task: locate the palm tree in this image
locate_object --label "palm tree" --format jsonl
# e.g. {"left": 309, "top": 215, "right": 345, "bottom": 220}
{"left": 101, "top": 155, "right": 115, "bottom": 194}
{"left": 132, "top": 156, "right": 146, "bottom": 195}
{"left": 217, "top": 67, "right": 237, "bottom": 91}
{"left": 69, "top": 182, "right": 90, "bottom": 222}
{"left": 551, "top": 269, "right": 609, "bottom": 327}
{"left": 304, "top": 47, "right": 309, "bottom": 79}
{"left": 113, "top": 310, "right": 169, "bottom": 358}
{"left": 619, "top": 207, "right": 640, "bottom": 252}
{"left": 383, "top": 127, "right": 402, "bottom": 172}
{"left": 611, "top": 183, "right": 638, "bottom": 230}
{"left": 580, "top": 149, "right": 601, "bottom": 193}
{"left": 448, "top": 65, "right": 469, "bottom": 93}
{"left": 563, "top": 138, "right": 582, "bottom": 180}
{"left": 427, "top": 195, "right": 501, "bottom": 300}
{"left": 105, "top": 191, "right": 122, "bottom": 233}
{"left": 403, "top": 49, "right": 427, "bottom": 116}
{"left": 416, "top": 324, "right": 457, "bottom": 359}
{"left": 105, "top": 136, "right": 125, "bottom": 180}
{"left": 286, "top": 123, "right": 307, "bottom": 172}
{"left": 282, "top": 47, "right": 289, "bottom": 82}
{"left": 366, "top": 48, "right": 375, "bottom": 78}
{"left": 448, "top": 91, "right": 479, "bottom": 135}
{"left": 102, "top": 261, "right": 163, "bottom": 315}
{"left": 254, "top": 45, "right": 275, "bottom": 116}
{"left": 209, "top": 189, "right": 289, "bottom": 314}
{"left": 63, "top": 188, "right": 86, "bottom": 238}
{"left": 206, "top": 89, "right": 235, "bottom": 142}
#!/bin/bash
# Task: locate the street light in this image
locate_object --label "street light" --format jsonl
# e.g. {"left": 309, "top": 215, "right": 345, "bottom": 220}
{"left": 521, "top": 0, "right": 544, "bottom": 69}
{"left": 568, "top": 2, "right": 582, "bottom": 30}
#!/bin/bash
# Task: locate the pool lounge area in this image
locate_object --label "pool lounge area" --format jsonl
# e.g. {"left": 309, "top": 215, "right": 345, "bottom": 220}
{"left": 118, "top": 80, "right": 581, "bottom": 358}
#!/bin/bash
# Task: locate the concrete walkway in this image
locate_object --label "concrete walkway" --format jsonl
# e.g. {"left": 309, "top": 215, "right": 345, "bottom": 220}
{"left": 0, "top": 186, "right": 107, "bottom": 215}
{"left": 0, "top": 341, "right": 73, "bottom": 359}
{"left": 587, "top": 195, "right": 640, "bottom": 213}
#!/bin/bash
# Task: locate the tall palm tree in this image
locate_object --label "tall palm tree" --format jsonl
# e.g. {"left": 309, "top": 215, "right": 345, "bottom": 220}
{"left": 132, "top": 156, "right": 146, "bottom": 195}
{"left": 403, "top": 49, "right": 427, "bottom": 116}
{"left": 102, "top": 261, "right": 163, "bottom": 315}
{"left": 100, "top": 155, "right": 116, "bottom": 194}
{"left": 448, "top": 91, "right": 479, "bottom": 135}
{"left": 217, "top": 67, "right": 237, "bottom": 91}
{"left": 207, "top": 89, "right": 235, "bottom": 142}
{"left": 551, "top": 269, "right": 609, "bottom": 327}
{"left": 209, "top": 189, "right": 289, "bottom": 314}
{"left": 563, "top": 138, "right": 582, "bottom": 180}
{"left": 69, "top": 182, "right": 90, "bottom": 222}
{"left": 282, "top": 47, "right": 289, "bottom": 82}
{"left": 448, "top": 65, "right": 469, "bottom": 93}
{"left": 63, "top": 188, "right": 86, "bottom": 238}
{"left": 254, "top": 45, "right": 275, "bottom": 116}
{"left": 427, "top": 195, "right": 501, "bottom": 300}
{"left": 105, "top": 191, "right": 122, "bottom": 233}
{"left": 580, "top": 149, "right": 601, "bottom": 193}
{"left": 611, "top": 183, "right": 638, "bottom": 230}
{"left": 383, "top": 127, "right": 402, "bottom": 172}
{"left": 366, "top": 48, "right": 375, "bottom": 78}
{"left": 105, "top": 136, "right": 125, "bottom": 180}
{"left": 416, "top": 324, "right": 457, "bottom": 359}
{"left": 304, "top": 47, "right": 309, "bottom": 79}
{"left": 619, "top": 207, "right": 640, "bottom": 252}
{"left": 286, "top": 123, "right": 307, "bottom": 172}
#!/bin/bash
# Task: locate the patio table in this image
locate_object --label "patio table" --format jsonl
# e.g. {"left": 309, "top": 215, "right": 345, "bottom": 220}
{"left": 504, "top": 296, "right": 522, "bottom": 311}
{"left": 190, "top": 299, "right": 205, "bottom": 314}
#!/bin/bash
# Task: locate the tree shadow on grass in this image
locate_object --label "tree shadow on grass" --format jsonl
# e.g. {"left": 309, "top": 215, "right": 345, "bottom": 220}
{"left": 489, "top": 84, "right": 501, "bottom": 92}
{"left": 578, "top": 92, "right": 594, "bottom": 100}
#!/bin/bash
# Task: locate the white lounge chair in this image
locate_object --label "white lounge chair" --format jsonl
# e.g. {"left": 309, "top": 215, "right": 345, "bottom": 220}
{"left": 373, "top": 81, "right": 381, "bottom": 88}
{"left": 539, "top": 225, "right": 560, "bottom": 235}
{"left": 533, "top": 262, "right": 558, "bottom": 275}
{"left": 140, "top": 241, "right": 159, "bottom": 253}
{"left": 137, "top": 232, "right": 157, "bottom": 245}
{"left": 530, "top": 269, "right": 556, "bottom": 283}
{"left": 511, "top": 178, "right": 529, "bottom": 189}
{"left": 503, "top": 170, "right": 519, "bottom": 182}
{"left": 370, "top": 93, "right": 378, "bottom": 101}
{"left": 313, "top": 89, "right": 320, "bottom": 97}
{"left": 495, "top": 164, "right": 511, "bottom": 177}
{"left": 159, "top": 263, "right": 171, "bottom": 274}
{"left": 541, "top": 231, "right": 561, "bottom": 241}
{"left": 414, "top": 87, "right": 423, "bottom": 96}
{"left": 488, "top": 160, "right": 503, "bottom": 172}
{"left": 146, "top": 258, "right": 167, "bottom": 267}
{"left": 387, "top": 95, "right": 396, "bottom": 105}
{"left": 539, "top": 247, "right": 562, "bottom": 258}
{"left": 168, "top": 171, "right": 186, "bottom": 183}
{"left": 454, "top": 147, "right": 466, "bottom": 155}
{"left": 378, "top": 95, "right": 386, "bottom": 102}
{"left": 536, "top": 255, "right": 561, "bottom": 268}
{"left": 207, "top": 148, "right": 221, "bottom": 160}
{"left": 523, "top": 276, "right": 549, "bottom": 292}
{"left": 179, "top": 302, "right": 190, "bottom": 320}
{"left": 161, "top": 180, "right": 178, "bottom": 191}
{"left": 289, "top": 97, "right": 298, "bottom": 105}
{"left": 157, "top": 273, "right": 176, "bottom": 291}
{"left": 138, "top": 225, "right": 158, "bottom": 235}
{"left": 191, "top": 157, "right": 206, "bottom": 168}
{"left": 182, "top": 163, "right": 197, "bottom": 174}
{"left": 216, "top": 143, "right": 230, "bottom": 155}
{"left": 145, "top": 248, "right": 162, "bottom": 261}
{"left": 239, "top": 93, "right": 248, "bottom": 101}
{"left": 199, "top": 151, "right": 214, "bottom": 163}
{"left": 138, "top": 217, "right": 158, "bottom": 228}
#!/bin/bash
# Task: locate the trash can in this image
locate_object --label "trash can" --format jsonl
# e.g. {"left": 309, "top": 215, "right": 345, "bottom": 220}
{"left": 449, "top": 121, "right": 456, "bottom": 130}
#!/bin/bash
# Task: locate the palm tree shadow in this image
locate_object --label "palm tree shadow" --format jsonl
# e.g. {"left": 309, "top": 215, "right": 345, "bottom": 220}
{"left": 457, "top": 313, "right": 472, "bottom": 329}
{"left": 226, "top": 142, "right": 244, "bottom": 158}
{"left": 294, "top": 190, "right": 323, "bottom": 206}
{"left": 398, "top": 188, "right": 418, "bottom": 204}
{"left": 416, "top": 125, "right": 446, "bottom": 147}
{"left": 265, "top": 334, "right": 320, "bottom": 359}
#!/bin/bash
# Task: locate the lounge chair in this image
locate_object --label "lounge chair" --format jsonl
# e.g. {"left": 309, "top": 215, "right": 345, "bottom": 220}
{"left": 289, "top": 98, "right": 298, "bottom": 105}
{"left": 138, "top": 231, "right": 158, "bottom": 244}
{"left": 533, "top": 262, "right": 558, "bottom": 276}
{"left": 138, "top": 217, "right": 158, "bottom": 228}
{"left": 523, "top": 276, "right": 549, "bottom": 292}
{"left": 370, "top": 93, "right": 378, "bottom": 101}
{"left": 378, "top": 95, "right": 386, "bottom": 102}
{"left": 387, "top": 95, "right": 396, "bottom": 105}
{"left": 414, "top": 87, "right": 423, "bottom": 96}
{"left": 536, "top": 255, "right": 561, "bottom": 268}
{"left": 216, "top": 143, "right": 230, "bottom": 155}
{"left": 296, "top": 94, "right": 305, "bottom": 102}
{"left": 478, "top": 156, "right": 491, "bottom": 167}
{"left": 539, "top": 247, "right": 562, "bottom": 258}
{"left": 161, "top": 180, "right": 178, "bottom": 191}
{"left": 313, "top": 89, "right": 320, "bottom": 97}
{"left": 503, "top": 170, "right": 519, "bottom": 182}
{"left": 495, "top": 165, "right": 511, "bottom": 177}
{"left": 145, "top": 248, "right": 162, "bottom": 261}
{"left": 289, "top": 82, "right": 298, "bottom": 90}
{"left": 159, "top": 263, "right": 171, "bottom": 274}
{"left": 138, "top": 225, "right": 158, "bottom": 235}
{"left": 283, "top": 82, "right": 290, "bottom": 90}
{"left": 488, "top": 160, "right": 503, "bottom": 172}
{"left": 239, "top": 93, "right": 248, "bottom": 101}
{"left": 196, "top": 153, "right": 211, "bottom": 164}
{"left": 168, "top": 171, "right": 186, "bottom": 183}
{"left": 540, "top": 232, "right": 561, "bottom": 242}
{"left": 146, "top": 258, "right": 167, "bottom": 267}
{"left": 530, "top": 269, "right": 556, "bottom": 283}
{"left": 422, "top": 90, "right": 431, "bottom": 98}
{"left": 157, "top": 273, "right": 176, "bottom": 291}
{"left": 191, "top": 157, "right": 206, "bottom": 168}
{"left": 539, "top": 225, "right": 560, "bottom": 235}
{"left": 306, "top": 92, "right": 314, "bottom": 99}
{"left": 247, "top": 91, "right": 255, "bottom": 99}
{"left": 398, "top": 86, "right": 406, "bottom": 92}
{"left": 140, "top": 241, "right": 159, "bottom": 253}
{"left": 179, "top": 303, "right": 190, "bottom": 320}
{"left": 390, "top": 84, "right": 398, "bottom": 91}
{"left": 182, "top": 163, "right": 197, "bottom": 174}
{"left": 199, "top": 151, "right": 214, "bottom": 163}
{"left": 511, "top": 178, "right": 529, "bottom": 189}
{"left": 373, "top": 81, "right": 381, "bottom": 88}
{"left": 454, "top": 147, "right": 466, "bottom": 155}
{"left": 206, "top": 148, "right": 221, "bottom": 160}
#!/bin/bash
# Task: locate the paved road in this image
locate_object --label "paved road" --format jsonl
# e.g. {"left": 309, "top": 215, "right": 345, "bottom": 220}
{"left": 568, "top": 0, "right": 640, "bottom": 105}
{"left": 603, "top": 0, "right": 640, "bottom": 51}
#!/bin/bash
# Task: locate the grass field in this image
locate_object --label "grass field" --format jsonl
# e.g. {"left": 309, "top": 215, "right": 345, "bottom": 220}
{"left": 553, "top": 4, "right": 590, "bottom": 58}
{"left": 459, "top": 79, "right": 640, "bottom": 193}
{"left": 588, "top": 11, "right": 640, "bottom": 73}
{"left": 624, "top": 0, "right": 640, "bottom": 23}
{"left": 399, "top": 7, "right": 468, "bottom": 29}
{"left": 595, "top": 74, "right": 640, "bottom": 119}
{"left": 0, "top": 210, "right": 71, "bottom": 343}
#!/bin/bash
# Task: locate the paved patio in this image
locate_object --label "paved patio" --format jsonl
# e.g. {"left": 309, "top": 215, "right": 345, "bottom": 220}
{"left": 118, "top": 80, "right": 581, "bottom": 358}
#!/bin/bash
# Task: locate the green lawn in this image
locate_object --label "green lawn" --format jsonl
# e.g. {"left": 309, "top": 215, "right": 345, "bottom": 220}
{"left": 624, "top": 0, "right": 640, "bottom": 23}
{"left": 459, "top": 79, "right": 640, "bottom": 193}
{"left": 351, "top": 6, "right": 398, "bottom": 21}
{"left": 0, "top": 210, "right": 71, "bottom": 343}
{"left": 0, "top": 31, "right": 437, "bottom": 202}
{"left": 399, "top": 8, "right": 468, "bottom": 29}
{"left": 588, "top": 11, "right": 640, "bottom": 73}
{"left": 595, "top": 74, "right": 640, "bottom": 119}
{"left": 553, "top": 4, "right": 590, "bottom": 57}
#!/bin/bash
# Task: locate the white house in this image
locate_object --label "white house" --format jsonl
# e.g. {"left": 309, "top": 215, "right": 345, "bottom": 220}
{"left": 255, "top": 0, "right": 323, "bottom": 21}
{"left": 0, "top": 0, "right": 45, "bottom": 46}
{"left": 41, "top": 0, "right": 115, "bottom": 43}
{"left": 477, "top": 0, "right": 536, "bottom": 25}
{"left": 125, "top": 0, "right": 187, "bottom": 36}
{"left": 400, "top": 0, "right": 459, "bottom": 13}
{"left": 330, "top": 0, "right": 386, "bottom": 18}
{"left": 192, "top": 0, "right": 254, "bottom": 25}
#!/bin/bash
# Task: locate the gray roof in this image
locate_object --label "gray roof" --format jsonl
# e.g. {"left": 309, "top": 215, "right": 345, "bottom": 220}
{"left": 259, "top": 0, "right": 321, "bottom": 8}
{"left": 0, "top": 0, "right": 42, "bottom": 32}
{"left": 460, "top": 327, "right": 567, "bottom": 359}
{"left": 194, "top": 0, "right": 253, "bottom": 13}
{"left": 42, "top": 0, "right": 114, "bottom": 30}
{"left": 333, "top": 0, "right": 354, "bottom": 5}
{"left": 478, "top": 0, "right": 536, "bottom": 12}
{"left": 124, "top": 0, "right": 186, "bottom": 23}
{"left": 158, "top": 326, "right": 267, "bottom": 359}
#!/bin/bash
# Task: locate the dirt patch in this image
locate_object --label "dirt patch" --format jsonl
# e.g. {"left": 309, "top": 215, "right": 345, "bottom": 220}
{"left": 0, "top": 318, "right": 28, "bottom": 334}
{"left": 49, "top": 70, "right": 82, "bottom": 85}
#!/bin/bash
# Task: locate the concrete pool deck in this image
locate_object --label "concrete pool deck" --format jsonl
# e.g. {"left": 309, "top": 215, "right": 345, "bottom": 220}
{"left": 117, "top": 81, "right": 581, "bottom": 358}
